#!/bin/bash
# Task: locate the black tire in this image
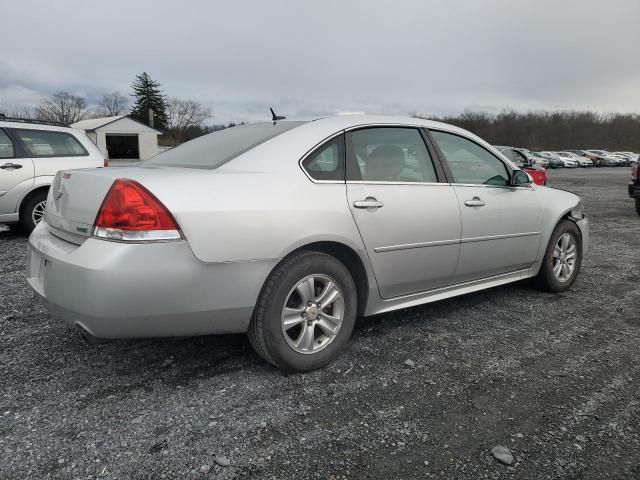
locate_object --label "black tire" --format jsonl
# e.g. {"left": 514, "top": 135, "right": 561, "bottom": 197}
{"left": 535, "top": 219, "right": 583, "bottom": 292}
{"left": 20, "top": 191, "right": 48, "bottom": 234}
{"left": 635, "top": 198, "right": 640, "bottom": 216}
{"left": 248, "top": 250, "right": 357, "bottom": 372}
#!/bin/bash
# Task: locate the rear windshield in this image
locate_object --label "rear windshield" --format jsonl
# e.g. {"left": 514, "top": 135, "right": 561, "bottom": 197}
{"left": 144, "top": 121, "right": 305, "bottom": 169}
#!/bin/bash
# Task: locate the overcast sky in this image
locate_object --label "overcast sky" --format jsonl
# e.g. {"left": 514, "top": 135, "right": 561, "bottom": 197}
{"left": 1, "top": 0, "right": 639, "bottom": 123}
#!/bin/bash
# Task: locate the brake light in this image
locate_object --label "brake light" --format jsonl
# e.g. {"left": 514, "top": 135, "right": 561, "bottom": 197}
{"left": 92, "top": 179, "right": 181, "bottom": 241}
{"left": 632, "top": 163, "right": 638, "bottom": 181}
{"left": 104, "top": 159, "right": 109, "bottom": 167}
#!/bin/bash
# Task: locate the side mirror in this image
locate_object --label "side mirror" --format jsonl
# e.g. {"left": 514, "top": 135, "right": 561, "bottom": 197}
{"left": 511, "top": 170, "right": 532, "bottom": 186}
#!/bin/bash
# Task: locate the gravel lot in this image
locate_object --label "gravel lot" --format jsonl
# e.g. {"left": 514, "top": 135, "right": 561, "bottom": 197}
{"left": 1, "top": 168, "right": 638, "bottom": 479}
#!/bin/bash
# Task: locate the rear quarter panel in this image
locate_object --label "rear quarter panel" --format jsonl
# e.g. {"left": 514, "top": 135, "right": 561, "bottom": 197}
{"left": 140, "top": 170, "right": 367, "bottom": 264}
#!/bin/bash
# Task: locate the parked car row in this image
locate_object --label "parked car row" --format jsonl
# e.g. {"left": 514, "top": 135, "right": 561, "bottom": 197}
{"left": 496, "top": 145, "right": 638, "bottom": 172}
{"left": 565, "top": 150, "right": 638, "bottom": 167}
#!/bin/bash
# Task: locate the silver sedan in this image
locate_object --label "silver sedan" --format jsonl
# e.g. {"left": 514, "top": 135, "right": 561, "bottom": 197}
{"left": 27, "top": 115, "right": 589, "bottom": 371}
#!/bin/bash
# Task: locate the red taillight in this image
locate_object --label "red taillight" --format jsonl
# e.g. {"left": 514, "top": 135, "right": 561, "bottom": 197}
{"left": 93, "top": 179, "right": 180, "bottom": 241}
{"left": 632, "top": 163, "right": 638, "bottom": 181}
{"left": 103, "top": 159, "right": 109, "bottom": 167}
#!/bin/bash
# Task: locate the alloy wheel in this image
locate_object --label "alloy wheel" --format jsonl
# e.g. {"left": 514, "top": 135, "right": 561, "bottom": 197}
{"left": 31, "top": 200, "right": 46, "bottom": 226}
{"left": 552, "top": 233, "right": 577, "bottom": 282}
{"left": 281, "top": 274, "right": 345, "bottom": 354}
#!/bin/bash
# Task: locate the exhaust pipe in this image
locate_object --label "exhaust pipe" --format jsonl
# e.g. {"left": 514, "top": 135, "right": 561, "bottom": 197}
{"left": 76, "top": 324, "right": 110, "bottom": 345}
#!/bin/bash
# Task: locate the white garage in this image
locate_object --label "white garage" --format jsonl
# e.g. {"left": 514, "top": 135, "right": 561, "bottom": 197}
{"left": 71, "top": 115, "right": 162, "bottom": 160}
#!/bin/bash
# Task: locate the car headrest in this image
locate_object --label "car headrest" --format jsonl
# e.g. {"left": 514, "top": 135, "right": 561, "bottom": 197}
{"left": 365, "top": 145, "right": 405, "bottom": 181}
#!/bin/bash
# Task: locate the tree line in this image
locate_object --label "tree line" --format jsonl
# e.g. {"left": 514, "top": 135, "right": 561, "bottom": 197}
{"left": 0, "top": 72, "right": 219, "bottom": 146}
{"left": 414, "top": 110, "right": 640, "bottom": 151}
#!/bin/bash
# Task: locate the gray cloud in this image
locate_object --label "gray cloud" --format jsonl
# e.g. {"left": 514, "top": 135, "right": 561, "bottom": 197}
{"left": 1, "top": 0, "right": 639, "bottom": 123}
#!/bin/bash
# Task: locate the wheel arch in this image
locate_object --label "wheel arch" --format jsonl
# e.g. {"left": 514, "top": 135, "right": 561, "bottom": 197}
{"left": 530, "top": 204, "right": 585, "bottom": 277}
{"left": 264, "top": 241, "right": 373, "bottom": 317}
{"left": 18, "top": 185, "right": 50, "bottom": 219}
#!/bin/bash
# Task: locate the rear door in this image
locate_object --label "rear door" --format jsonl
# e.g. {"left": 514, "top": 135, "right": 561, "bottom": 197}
{"left": 9, "top": 128, "right": 93, "bottom": 179}
{"left": 346, "top": 126, "right": 461, "bottom": 298}
{"left": 0, "top": 128, "right": 34, "bottom": 215}
{"left": 429, "top": 130, "right": 542, "bottom": 283}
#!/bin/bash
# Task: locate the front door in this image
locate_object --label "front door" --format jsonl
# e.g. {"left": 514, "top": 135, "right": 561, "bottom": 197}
{"left": 429, "top": 130, "right": 542, "bottom": 282}
{"left": 0, "top": 129, "right": 34, "bottom": 215}
{"left": 346, "top": 127, "right": 461, "bottom": 299}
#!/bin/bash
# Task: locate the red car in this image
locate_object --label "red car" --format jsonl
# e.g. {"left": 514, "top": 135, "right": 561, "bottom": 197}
{"left": 497, "top": 147, "right": 547, "bottom": 186}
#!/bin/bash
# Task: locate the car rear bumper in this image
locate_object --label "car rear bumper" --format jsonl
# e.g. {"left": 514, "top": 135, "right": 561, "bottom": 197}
{"left": 27, "top": 221, "right": 278, "bottom": 339}
{"left": 629, "top": 182, "right": 639, "bottom": 198}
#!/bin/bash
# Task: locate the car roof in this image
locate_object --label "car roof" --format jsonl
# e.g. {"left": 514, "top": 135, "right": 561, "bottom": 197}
{"left": 275, "top": 114, "right": 491, "bottom": 149}
{"left": 220, "top": 115, "right": 511, "bottom": 173}
{"left": 303, "top": 114, "right": 468, "bottom": 132}
{"left": 0, "top": 119, "right": 78, "bottom": 133}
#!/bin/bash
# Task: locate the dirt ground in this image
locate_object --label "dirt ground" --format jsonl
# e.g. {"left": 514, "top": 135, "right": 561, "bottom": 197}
{"left": 1, "top": 167, "right": 638, "bottom": 479}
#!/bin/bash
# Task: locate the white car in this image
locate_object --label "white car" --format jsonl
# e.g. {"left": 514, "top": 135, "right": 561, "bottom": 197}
{"left": 530, "top": 152, "right": 550, "bottom": 168}
{"left": 542, "top": 151, "right": 578, "bottom": 168}
{"left": 0, "top": 116, "right": 105, "bottom": 232}
{"left": 555, "top": 151, "right": 593, "bottom": 167}
{"left": 613, "top": 152, "right": 638, "bottom": 164}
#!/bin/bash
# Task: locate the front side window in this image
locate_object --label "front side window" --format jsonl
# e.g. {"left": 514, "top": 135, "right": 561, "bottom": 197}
{"left": 0, "top": 130, "right": 14, "bottom": 158}
{"left": 301, "top": 135, "right": 345, "bottom": 181}
{"left": 12, "top": 129, "right": 87, "bottom": 157}
{"left": 348, "top": 127, "right": 438, "bottom": 182}
{"left": 431, "top": 131, "right": 510, "bottom": 186}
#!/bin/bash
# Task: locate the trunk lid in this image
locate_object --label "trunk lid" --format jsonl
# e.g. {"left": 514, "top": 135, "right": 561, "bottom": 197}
{"left": 44, "top": 166, "right": 211, "bottom": 243}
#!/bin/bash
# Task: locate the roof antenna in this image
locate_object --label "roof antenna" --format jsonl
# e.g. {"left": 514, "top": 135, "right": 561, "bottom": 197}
{"left": 270, "top": 107, "right": 286, "bottom": 121}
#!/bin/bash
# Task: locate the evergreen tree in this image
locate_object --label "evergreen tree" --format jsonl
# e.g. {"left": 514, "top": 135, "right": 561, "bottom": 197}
{"left": 129, "top": 72, "right": 168, "bottom": 129}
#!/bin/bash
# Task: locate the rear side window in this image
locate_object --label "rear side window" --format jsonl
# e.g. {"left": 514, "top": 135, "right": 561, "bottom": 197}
{"left": 0, "top": 130, "right": 14, "bottom": 158}
{"left": 12, "top": 129, "right": 87, "bottom": 157}
{"left": 301, "top": 135, "right": 345, "bottom": 181}
{"left": 431, "top": 130, "right": 509, "bottom": 186}
{"left": 144, "top": 121, "right": 306, "bottom": 169}
{"left": 12, "top": 128, "right": 89, "bottom": 157}
{"left": 348, "top": 127, "right": 438, "bottom": 182}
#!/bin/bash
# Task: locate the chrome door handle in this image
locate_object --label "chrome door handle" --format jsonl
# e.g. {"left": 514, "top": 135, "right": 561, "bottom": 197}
{"left": 0, "top": 163, "right": 23, "bottom": 170}
{"left": 464, "top": 197, "right": 485, "bottom": 207}
{"left": 353, "top": 198, "right": 384, "bottom": 209}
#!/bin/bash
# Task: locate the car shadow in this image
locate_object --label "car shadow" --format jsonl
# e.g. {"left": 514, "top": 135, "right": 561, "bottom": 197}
{"left": 18, "top": 270, "right": 551, "bottom": 407}
{"left": 0, "top": 224, "right": 26, "bottom": 239}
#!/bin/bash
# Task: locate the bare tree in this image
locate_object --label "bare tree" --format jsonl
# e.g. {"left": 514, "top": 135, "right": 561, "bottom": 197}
{"left": 35, "top": 91, "right": 88, "bottom": 125}
{"left": 10, "top": 104, "right": 37, "bottom": 119}
{"left": 97, "top": 91, "right": 128, "bottom": 116}
{"left": 0, "top": 100, "right": 37, "bottom": 119}
{"left": 167, "top": 97, "right": 212, "bottom": 143}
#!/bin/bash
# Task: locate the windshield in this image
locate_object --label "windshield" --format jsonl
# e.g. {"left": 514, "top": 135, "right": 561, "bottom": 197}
{"left": 144, "top": 121, "right": 306, "bottom": 169}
